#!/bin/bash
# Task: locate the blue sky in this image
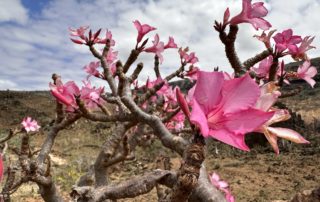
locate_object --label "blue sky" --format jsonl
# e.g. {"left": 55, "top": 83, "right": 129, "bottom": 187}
{"left": 21, "top": 0, "right": 51, "bottom": 17}
{"left": 0, "top": 0, "right": 319, "bottom": 90}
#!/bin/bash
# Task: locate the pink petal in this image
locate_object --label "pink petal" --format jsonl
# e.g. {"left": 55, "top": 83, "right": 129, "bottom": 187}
{"left": 222, "top": 108, "right": 274, "bottom": 134}
{"left": 218, "top": 181, "right": 229, "bottom": 189}
{"left": 305, "top": 66, "right": 317, "bottom": 78}
{"left": 282, "top": 29, "right": 293, "bottom": 41}
{"left": 209, "top": 128, "right": 250, "bottom": 151}
{"left": 220, "top": 73, "right": 260, "bottom": 114}
{"left": 262, "top": 127, "right": 279, "bottom": 154}
{"left": 176, "top": 87, "right": 191, "bottom": 118}
{"left": 266, "top": 109, "right": 290, "bottom": 126}
{"left": 290, "top": 35, "right": 302, "bottom": 44}
{"left": 255, "top": 91, "right": 280, "bottom": 111}
{"left": 193, "top": 71, "right": 224, "bottom": 114}
{"left": 223, "top": 8, "right": 230, "bottom": 25}
{"left": 190, "top": 99, "right": 209, "bottom": 137}
{"left": 251, "top": 2, "right": 268, "bottom": 18}
{"left": 267, "top": 127, "right": 309, "bottom": 144}
{"left": 304, "top": 77, "right": 316, "bottom": 88}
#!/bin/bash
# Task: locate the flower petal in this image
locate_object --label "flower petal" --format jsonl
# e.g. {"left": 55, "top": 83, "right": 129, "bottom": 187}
{"left": 220, "top": 73, "right": 260, "bottom": 114}
{"left": 222, "top": 108, "right": 274, "bottom": 134}
{"left": 193, "top": 71, "right": 224, "bottom": 114}
{"left": 267, "top": 127, "right": 310, "bottom": 144}
{"left": 190, "top": 99, "right": 209, "bottom": 137}
{"left": 209, "top": 128, "right": 250, "bottom": 151}
{"left": 262, "top": 127, "right": 279, "bottom": 154}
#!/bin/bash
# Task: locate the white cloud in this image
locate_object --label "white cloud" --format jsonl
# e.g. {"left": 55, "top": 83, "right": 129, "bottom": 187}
{"left": 0, "top": 0, "right": 319, "bottom": 90}
{"left": 0, "top": 79, "right": 19, "bottom": 90}
{"left": 0, "top": 0, "right": 28, "bottom": 24}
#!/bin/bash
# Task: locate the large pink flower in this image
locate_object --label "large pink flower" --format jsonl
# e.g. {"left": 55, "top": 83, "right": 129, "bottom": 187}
{"left": 49, "top": 78, "right": 80, "bottom": 111}
{"left": 190, "top": 71, "right": 274, "bottom": 151}
{"left": 297, "top": 60, "right": 317, "bottom": 88}
{"left": 273, "top": 29, "right": 302, "bottom": 52}
{"left": 133, "top": 20, "right": 156, "bottom": 43}
{"left": 229, "top": 0, "right": 271, "bottom": 30}
{"left": 254, "top": 82, "right": 309, "bottom": 154}
{"left": 21, "top": 117, "right": 40, "bottom": 133}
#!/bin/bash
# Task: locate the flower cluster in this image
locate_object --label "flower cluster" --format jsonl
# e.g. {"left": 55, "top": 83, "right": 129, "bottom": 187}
{"left": 21, "top": 117, "right": 40, "bottom": 133}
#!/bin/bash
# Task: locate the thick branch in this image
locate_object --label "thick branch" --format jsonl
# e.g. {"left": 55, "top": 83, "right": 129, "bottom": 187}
{"left": 218, "top": 25, "right": 244, "bottom": 76}
{"left": 268, "top": 56, "right": 279, "bottom": 81}
{"left": 123, "top": 49, "right": 140, "bottom": 73}
{"left": 71, "top": 170, "right": 177, "bottom": 202}
{"left": 188, "top": 165, "right": 227, "bottom": 202}
{"left": 121, "top": 96, "right": 188, "bottom": 156}
{"left": 89, "top": 45, "right": 118, "bottom": 95}
{"left": 243, "top": 48, "right": 272, "bottom": 70}
{"left": 169, "top": 133, "right": 205, "bottom": 202}
{"left": 154, "top": 55, "right": 161, "bottom": 78}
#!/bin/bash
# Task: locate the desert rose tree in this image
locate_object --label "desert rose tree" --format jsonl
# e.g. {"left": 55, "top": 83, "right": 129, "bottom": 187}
{"left": 0, "top": 0, "right": 316, "bottom": 201}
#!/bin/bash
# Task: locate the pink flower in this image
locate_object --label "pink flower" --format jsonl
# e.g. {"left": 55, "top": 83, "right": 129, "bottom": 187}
{"left": 133, "top": 20, "right": 156, "bottom": 43}
{"left": 210, "top": 173, "right": 235, "bottom": 202}
{"left": 144, "top": 34, "right": 165, "bottom": 63}
{"left": 49, "top": 78, "right": 80, "bottom": 111}
{"left": 69, "top": 26, "right": 89, "bottom": 40}
{"left": 163, "top": 86, "right": 178, "bottom": 106}
{"left": 21, "top": 117, "right": 40, "bottom": 133}
{"left": 84, "top": 61, "right": 102, "bottom": 78}
{"left": 273, "top": 29, "right": 302, "bottom": 52}
{"left": 179, "top": 48, "right": 199, "bottom": 65}
{"left": 210, "top": 173, "right": 229, "bottom": 190}
{"left": 97, "top": 30, "right": 116, "bottom": 46}
{"left": 164, "top": 36, "right": 178, "bottom": 49}
{"left": 105, "top": 48, "right": 118, "bottom": 64}
{"left": 147, "top": 77, "right": 169, "bottom": 94}
{"left": 297, "top": 60, "right": 317, "bottom": 88}
{"left": 184, "top": 66, "right": 199, "bottom": 80}
{"left": 289, "top": 36, "right": 315, "bottom": 61}
{"left": 254, "top": 29, "right": 276, "bottom": 49}
{"left": 69, "top": 26, "right": 103, "bottom": 45}
{"left": 229, "top": 0, "right": 271, "bottom": 30}
{"left": 252, "top": 55, "right": 273, "bottom": 78}
{"left": 80, "top": 81, "right": 105, "bottom": 110}
{"left": 254, "top": 82, "right": 309, "bottom": 154}
{"left": 190, "top": 71, "right": 274, "bottom": 151}
{"left": 166, "top": 111, "right": 186, "bottom": 130}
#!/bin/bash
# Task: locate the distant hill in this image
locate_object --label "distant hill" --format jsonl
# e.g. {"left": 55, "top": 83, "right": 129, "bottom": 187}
{"left": 170, "top": 57, "right": 320, "bottom": 91}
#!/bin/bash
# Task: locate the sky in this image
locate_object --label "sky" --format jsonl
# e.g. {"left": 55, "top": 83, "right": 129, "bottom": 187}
{"left": 0, "top": 0, "right": 319, "bottom": 90}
